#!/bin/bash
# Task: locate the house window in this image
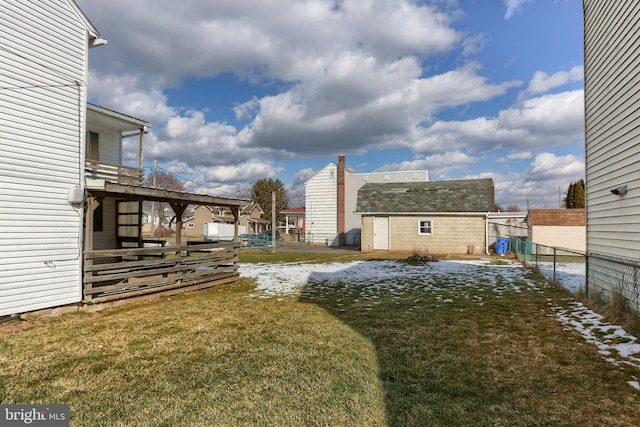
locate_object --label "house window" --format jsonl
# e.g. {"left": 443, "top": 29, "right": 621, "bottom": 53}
{"left": 418, "top": 219, "right": 432, "bottom": 235}
{"left": 87, "top": 131, "right": 99, "bottom": 161}
{"left": 187, "top": 223, "right": 194, "bottom": 229}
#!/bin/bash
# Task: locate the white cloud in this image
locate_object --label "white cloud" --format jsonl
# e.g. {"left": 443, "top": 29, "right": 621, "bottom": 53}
{"left": 497, "top": 151, "right": 533, "bottom": 163}
{"left": 404, "top": 90, "right": 584, "bottom": 154}
{"left": 79, "top": 0, "right": 462, "bottom": 83}
{"left": 526, "top": 66, "right": 584, "bottom": 94}
{"left": 375, "top": 151, "right": 478, "bottom": 175}
{"left": 503, "top": 0, "right": 534, "bottom": 19}
{"left": 527, "top": 152, "right": 584, "bottom": 181}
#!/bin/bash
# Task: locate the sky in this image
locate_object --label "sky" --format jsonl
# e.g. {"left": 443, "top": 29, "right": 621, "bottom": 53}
{"left": 241, "top": 258, "right": 640, "bottom": 390}
{"left": 76, "top": 0, "right": 585, "bottom": 209}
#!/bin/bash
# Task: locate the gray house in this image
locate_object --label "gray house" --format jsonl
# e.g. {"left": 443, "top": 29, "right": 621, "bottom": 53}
{"left": 356, "top": 179, "right": 495, "bottom": 254}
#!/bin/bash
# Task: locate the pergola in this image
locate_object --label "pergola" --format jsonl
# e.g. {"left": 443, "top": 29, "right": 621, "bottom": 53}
{"left": 83, "top": 180, "right": 249, "bottom": 304}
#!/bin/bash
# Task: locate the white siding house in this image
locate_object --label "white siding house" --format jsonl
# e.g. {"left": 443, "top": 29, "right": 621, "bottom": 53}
{"left": 304, "top": 162, "right": 338, "bottom": 244}
{"left": 584, "top": 0, "right": 640, "bottom": 259}
{"left": 303, "top": 155, "right": 429, "bottom": 245}
{"left": 0, "top": 1, "right": 103, "bottom": 316}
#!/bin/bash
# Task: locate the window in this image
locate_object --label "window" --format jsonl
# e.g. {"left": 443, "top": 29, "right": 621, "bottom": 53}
{"left": 87, "top": 131, "right": 99, "bottom": 161}
{"left": 418, "top": 219, "right": 432, "bottom": 235}
{"left": 187, "top": 223, "right": 194, "bottom": 229}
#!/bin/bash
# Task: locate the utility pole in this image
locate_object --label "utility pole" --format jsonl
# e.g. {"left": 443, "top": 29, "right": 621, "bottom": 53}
{"left": 272, "top": 191, "right": 276, "bottom": 253}
{"left": 151, "top": 159, "right": 158, "bottom": 236}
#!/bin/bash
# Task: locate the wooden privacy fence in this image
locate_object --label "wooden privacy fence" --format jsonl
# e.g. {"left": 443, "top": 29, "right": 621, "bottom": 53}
{"left": 83, "top": 242, "right": 239, "bottom": 303}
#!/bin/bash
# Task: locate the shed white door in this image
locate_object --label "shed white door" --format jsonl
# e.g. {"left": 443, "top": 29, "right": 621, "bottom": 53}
{"left": 373, "top": 216, "right": 389, "bottom": 250}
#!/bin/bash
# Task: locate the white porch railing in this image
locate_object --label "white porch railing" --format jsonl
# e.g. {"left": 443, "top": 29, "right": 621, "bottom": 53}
{"left": 85, "top": 160, "right": 144, "bottom": 185}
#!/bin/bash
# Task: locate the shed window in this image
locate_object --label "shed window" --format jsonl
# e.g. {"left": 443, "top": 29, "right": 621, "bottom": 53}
{"left": 418, "top": 219, "right": 432, "bottom": 235}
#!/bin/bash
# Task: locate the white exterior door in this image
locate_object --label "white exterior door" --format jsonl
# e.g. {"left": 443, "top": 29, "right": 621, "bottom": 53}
{"left": 373, "top": 216, "right": 389, "bottom": 250}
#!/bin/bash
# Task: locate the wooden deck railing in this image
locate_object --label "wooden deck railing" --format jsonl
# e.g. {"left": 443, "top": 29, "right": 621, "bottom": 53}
{"left": 85, "top": 160, "right": 144, "bottom": 185}
{"left": 83, "top": 242, "right": 239, "bottom": 303}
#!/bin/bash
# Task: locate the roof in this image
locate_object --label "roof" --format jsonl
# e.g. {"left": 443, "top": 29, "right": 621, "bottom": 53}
{"left": 86, "top": 181, "right": 247, "bottom": 208}
{"left": 68, "top": 0, "right": 104, "bottom": 46}
{"left": 356, "top": 179, "right": 494, "bottom": 214}
{"left": 88, "top": 103, "right": 151, "bottom": 131}
{"left": 527, "top": 209, "right": 585, "bottom": 226}
{"left": 280, "top": 207, "right": 305, "bottom": 214}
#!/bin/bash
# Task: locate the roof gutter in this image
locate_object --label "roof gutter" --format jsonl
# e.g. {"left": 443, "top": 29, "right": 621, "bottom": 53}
{"left": 357, "top": 211, "right": 489, "bottom": 216}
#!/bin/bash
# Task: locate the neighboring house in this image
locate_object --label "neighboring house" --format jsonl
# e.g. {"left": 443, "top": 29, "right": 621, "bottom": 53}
{"left": 0, "top": 1, "right": 245, "bottom": 317}
{"left": 583, "top": 1, "right": 640, "bottom": 307}
{"left": 280, "top": 207, "right": 306, "bottom": 234}
{"left": 356, "top": 179, "right": 495, "bottom": 254}
{"left": 526, "top": 209, "right": 586, "bottom": 252}
{"left": 584, "top": 1, "right": 640, "bottom": 260}
{"left": 304, "top": 155, "right": 429, "bottom": 246}
{"left": 183, "top": 202, "right": 268, "bottom": 237}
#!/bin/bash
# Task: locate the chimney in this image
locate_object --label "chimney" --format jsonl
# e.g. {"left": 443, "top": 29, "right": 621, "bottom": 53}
{"left": 338, "top": 154, "right": 345, "bottom": 246}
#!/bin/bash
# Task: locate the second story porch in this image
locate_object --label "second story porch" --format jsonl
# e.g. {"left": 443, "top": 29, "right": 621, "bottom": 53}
{"left": 86, "top": 103, "right": 150, "bottom": 186}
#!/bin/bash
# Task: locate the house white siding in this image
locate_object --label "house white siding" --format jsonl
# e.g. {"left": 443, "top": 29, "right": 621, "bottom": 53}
{"left": 584, "top": 0, "right": 640, "bottom": 259}
{"left": 304, "top": 163, "right": 338, "bottom": 244}
{"left": 87, "top": 125, "right": 122, "bottom": 165}
{"left": 0, "top": 1, "right": 92, "bottom": 315}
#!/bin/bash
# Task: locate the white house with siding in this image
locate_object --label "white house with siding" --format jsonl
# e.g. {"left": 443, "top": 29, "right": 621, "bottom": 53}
{"left": 584, "top": 0, "right": 640, "bottom": 260}
{"left": 304, "top": 155, "right": 429, "bottom": 245}
{"left": 304, "top": 162, "right": 339, "bottom": 244}
{"left": 0, "top": 0, "right": 105, "bottom": 316}
{"left": 583, "top": 1, "right": 640, "bottom": 310}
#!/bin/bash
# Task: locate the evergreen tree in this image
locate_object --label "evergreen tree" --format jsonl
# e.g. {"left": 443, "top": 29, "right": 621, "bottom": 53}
{"left": 250, "top": 178, "right": 290, "bottom": 226}
{"left": 564, "top": 179, "right": 585, "bottom": 208}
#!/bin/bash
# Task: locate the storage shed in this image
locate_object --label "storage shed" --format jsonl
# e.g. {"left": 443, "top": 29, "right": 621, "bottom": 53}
{"left": 356, "top": 179, "right": 494, "bottom": 254}
{"left": 526, "top": 209, "right": 585, "bottom": 252}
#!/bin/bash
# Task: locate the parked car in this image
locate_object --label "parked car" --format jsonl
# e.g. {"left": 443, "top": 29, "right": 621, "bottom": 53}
{"left": 260, "top": 229, "right": 281, "bottom": 240}
{"left": 238, "top": 233, "right": 263, "bottom": 247}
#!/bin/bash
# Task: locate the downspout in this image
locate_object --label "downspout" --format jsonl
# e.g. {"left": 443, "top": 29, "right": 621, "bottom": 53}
{"left": 338, "top": 154, "right": 345, "bottom": 246}
{"left": 485, "top": 212, "right": 490, "bottom": 255}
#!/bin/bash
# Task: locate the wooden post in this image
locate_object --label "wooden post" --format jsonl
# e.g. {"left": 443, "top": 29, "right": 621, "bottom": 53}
{"left": 170, "top": 203, "right": 188, "bottom": 248}
{"left": 231, "top": 207, "right": 239, "bottom": 242}
{"left": 84, "top": 195, "right": 102, "bottom": 302}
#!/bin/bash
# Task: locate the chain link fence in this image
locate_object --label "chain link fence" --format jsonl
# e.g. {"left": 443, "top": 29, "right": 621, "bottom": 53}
{"left": 507, "top": 237, "right": 640, "bottom": 319}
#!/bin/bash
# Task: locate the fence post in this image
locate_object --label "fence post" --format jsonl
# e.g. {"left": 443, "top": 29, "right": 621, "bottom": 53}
{"left": 585, "top": 253, "right": 589, "bottom": 299}
{"left": 553, "top": 247, "right": 557, "bottom": 281}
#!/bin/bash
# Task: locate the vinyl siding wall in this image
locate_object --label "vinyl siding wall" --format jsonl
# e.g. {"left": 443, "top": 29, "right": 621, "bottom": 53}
{"left": 304, "top": 163, "right": 337, "bottom": 244}
{"left": 0, "top": 0, "right": 89, "bottom": 315}
{"left": 584, "top": 0, "right": 640, "bottom": 259}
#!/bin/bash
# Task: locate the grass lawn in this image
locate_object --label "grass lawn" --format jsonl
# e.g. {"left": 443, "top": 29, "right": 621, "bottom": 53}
{"left": 1, "top": 251, "right": 639, "bottom": 426}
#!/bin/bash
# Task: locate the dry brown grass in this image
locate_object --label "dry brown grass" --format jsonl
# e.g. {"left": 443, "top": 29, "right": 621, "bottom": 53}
{"left": 1, "top": 254, "right": 639, "bottom": 425}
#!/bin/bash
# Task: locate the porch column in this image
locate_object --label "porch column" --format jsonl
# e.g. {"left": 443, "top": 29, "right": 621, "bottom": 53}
{"left": 84, "top": 195, "right": 103, "bottom": 252}
{"left": 138, "top": 128, "right": 145, "bottom": 170}
{"left": 169, "top": 203, "right": 188, "bottom": 246}
{"left": 84, "top": 195, "right": 102, "bottom": 302}
{"left": 231, "top": 207, "right": 239, "bottom": 241}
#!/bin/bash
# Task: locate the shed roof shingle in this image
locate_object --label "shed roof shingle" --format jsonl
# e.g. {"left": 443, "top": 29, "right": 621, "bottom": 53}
{"left": 356, "top": 179, "right": 495, "bottom": 213}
